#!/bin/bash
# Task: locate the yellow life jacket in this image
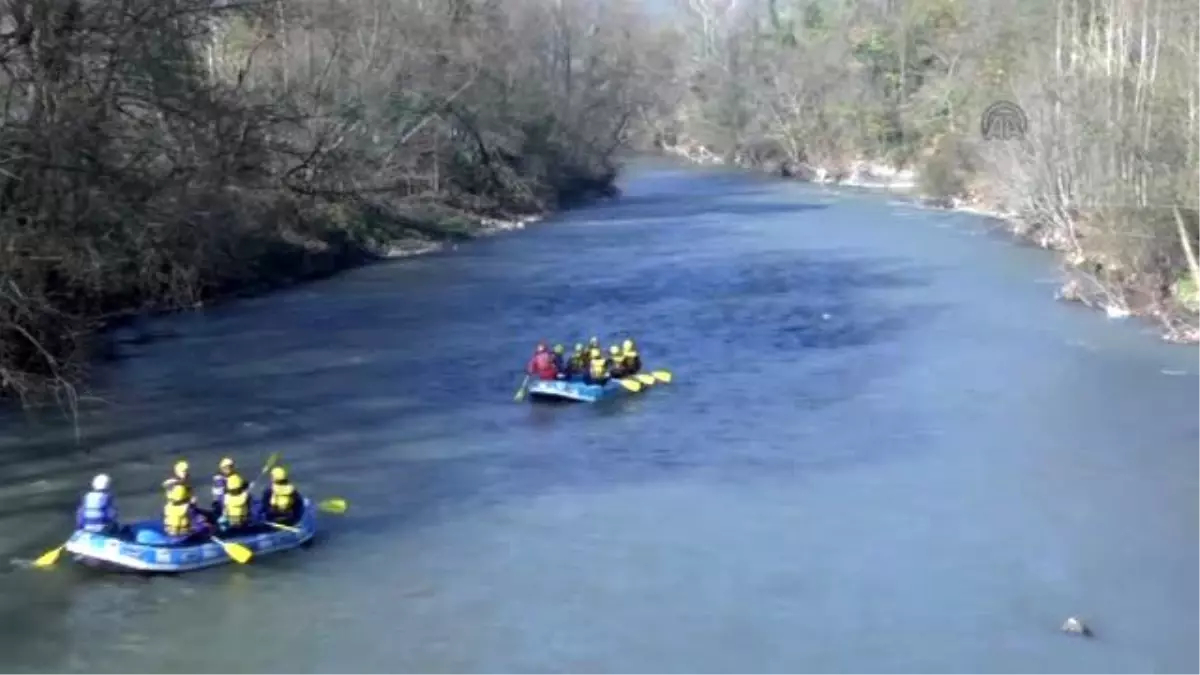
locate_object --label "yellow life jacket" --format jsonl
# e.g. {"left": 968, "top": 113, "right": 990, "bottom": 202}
{"left": 588, "top": 357, "right": 608, "bottom": 379}
{"left": 223, "top": 489, "right": 251, "bottom": 527}
{"left": 621, "top": 349, "right": 640, "bottom": 372}
{"left": 163, "top": 500, "right": 192, "bottom": 536}
{"left": 269, "top": 481, "right": 295, "bottom": 513}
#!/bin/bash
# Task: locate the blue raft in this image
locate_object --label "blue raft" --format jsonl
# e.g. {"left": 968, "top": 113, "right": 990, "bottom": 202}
{"left": 63, "top": 498, "right": 316, "bottom": 573}
{"left": 526, "top": 378, "right": 634, "bottom": 403}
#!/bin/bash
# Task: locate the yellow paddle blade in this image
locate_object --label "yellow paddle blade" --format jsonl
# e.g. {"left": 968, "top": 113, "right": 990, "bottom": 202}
{"left": 265, "top": 521, "right": 302, "bottom": 534}
{"left": 262, "top": 451, "right": 281, "bottom": 473}
{"left": 318, "top": 498, "right": 348, "bottom": 514}
{"left": 212, "top": 537, "right": 253, "bottom": 564}
{"left": 634, "top": 373, "right": 656, "bottom": 385}
{"left": 651, "top": 370, "right": 673, "bottom": 383}
{"left": 32, "top": 544, "right": 65, "bottom": 568}
{"left": 616, "top": 378, "right": 642, "bottom": 392}
{"left": 514, "top": 376, "right": 530, "bottom": 402}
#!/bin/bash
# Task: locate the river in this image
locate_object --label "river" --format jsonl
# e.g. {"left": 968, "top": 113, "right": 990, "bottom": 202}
{"left": 0, "top": 161, "right": 1195, "bottom": 673}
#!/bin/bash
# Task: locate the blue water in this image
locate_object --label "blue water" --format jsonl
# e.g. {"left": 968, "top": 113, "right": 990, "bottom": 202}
{"left": 0, "top": 161, "right": 1195, "bottom": 673}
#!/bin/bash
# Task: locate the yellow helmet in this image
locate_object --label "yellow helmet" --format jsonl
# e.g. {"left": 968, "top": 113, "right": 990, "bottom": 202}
{"left": 553, "top": 344, "right": 565, "bottom": 354}
{"left": 218, "top": 457, "right": 235, "bottom": 470}
{"left": 623, "top": 339, "right": 635, "bottom": 351}
{"left": 609, "top": 345, "right": 621, "bottom": 355}
{"left": 270, "top": 466, "right": 288, "bottom": 482}
{"left": 226, "top": 474, "right": 246, "bottom": 491}
{"left": 167, "top": 484, "right": 188, "bottom": 502}
{"left": 173, "top": 460, "right": 189, "bottom": 477}
{"left": 574, "top": 343, "right": 584, "bottom": 352}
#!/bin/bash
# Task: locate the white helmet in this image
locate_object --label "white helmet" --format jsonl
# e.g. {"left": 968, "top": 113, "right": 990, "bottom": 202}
{"left": 91, "top": 474, "right": 111, "bottom": 491}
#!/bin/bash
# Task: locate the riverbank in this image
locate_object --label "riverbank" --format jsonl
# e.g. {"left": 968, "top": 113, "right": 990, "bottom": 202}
{"left": 97, "top": 187, "right": 621, "bottom": 364}
{"left": 659, "top": 139, "right": 1198, "bottom": 344}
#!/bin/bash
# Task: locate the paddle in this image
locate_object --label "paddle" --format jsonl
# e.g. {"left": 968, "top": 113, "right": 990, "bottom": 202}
{"left": 317, "top": 498, "right": 348, "bottom": 514}
{"left": 650, "top": 370, "right": 673, "bottom": 384}
{"left": 264, "top": 521, "right": 303, "bottom": 534}
{"left": 633, "top": 373, "right": 656, "bottom": 386}
{"left": 614, "top": 378, "right": 642, "bottom": 393}
{"left": 248, "top": 451, "right": 281, "bottom": 492}
{"left": 32, "top": 542, "right": 68, "bottom": 568}
{"left": 210, "top": 535, "right": 253, "bottom": 564}
{"left": 513, "top": 375, "right": 530, "bottom": 402}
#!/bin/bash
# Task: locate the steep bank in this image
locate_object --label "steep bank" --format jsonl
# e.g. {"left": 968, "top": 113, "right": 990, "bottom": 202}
{"left": 658, "top": 138, "right": 1198, "bottom": 344}
{"left": 645, "top": 0, "right": 1197, "bottom": 346}
{"left": 0, "top": 0, "right": 654, "bottom": 405}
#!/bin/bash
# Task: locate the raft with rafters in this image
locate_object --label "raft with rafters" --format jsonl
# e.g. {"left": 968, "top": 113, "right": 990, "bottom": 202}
{"left": 63, "top": 498, "right": 316, "bottom": 572}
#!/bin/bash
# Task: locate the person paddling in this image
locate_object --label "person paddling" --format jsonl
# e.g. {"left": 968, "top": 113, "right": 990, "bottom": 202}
{"left": 76, "top": 474, "right": 119, "bottom": 535}
{"left": 162, "top": 460, "right": 191, "bottom": 495}
{"left": 526, "top": 343, "right": 558, "bottom": 381}
{"left": 163, "top": 484, "right": 209, "bottom": 544}
{"left": 566, "top": 343, "right": 587, "bottom": 378}
{"left": 551, "top": 344, "right": 567, "bottom": 376}
{"left": 586, "top": 347, "right": 610, "bottom": 385}
{"left": 217, "top": 474, "right": 255, "bottom": 535}
{"left": 608, "top": 345, "right": 627, "bottom": 378}
{"left": 210, "top": 457, "right": 244, "bottom": 517}
{"left": 619, "top": 338, "right": 642, "bottom": 375}
{"left": 262, "top": 466, "right": 304, "bottom": 526}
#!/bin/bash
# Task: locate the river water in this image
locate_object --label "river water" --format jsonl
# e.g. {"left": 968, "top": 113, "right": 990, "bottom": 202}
{"left": 0, "top": 162, "right": 1195, "bottom": 673}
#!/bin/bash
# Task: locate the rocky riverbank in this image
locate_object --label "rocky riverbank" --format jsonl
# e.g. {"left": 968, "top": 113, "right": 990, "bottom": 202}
{"left": 660, "top": 139, "right": 1198, "bottom": 344}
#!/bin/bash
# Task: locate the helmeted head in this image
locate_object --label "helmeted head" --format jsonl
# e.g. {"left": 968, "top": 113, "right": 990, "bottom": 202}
{"left": 588, "top": 336, "right": 600, "bottom": 347}
{"left": 553, "top": 344, "right": 564, "bottom": 355}
{"left": 623, "top": 338, "right": 635, "bottom": 352}
{"left": 271, "top": 466, "right": 288, "bottom": 483}
{"left": 218, "top": 457, "right": 235, "bottom": 474}
{"left": 609, "top": 345, "right": 621, "bottom": 356}
{"left": 167, "top": 484, "right": 188, "bottom": 502}
{"left": 573, "top": 343, "right": 584, "bottom": 353}
{"left": 92, "top": 474, "right": 111, "bottom": 492}
{"left": 173, "top": 460, "right": 189, "bottom": 479}
{"left": 226, "top": 474, "right": 246, "bottom": 492}
{"left": 535, "top": 342, "right": 548, "bottom": 353}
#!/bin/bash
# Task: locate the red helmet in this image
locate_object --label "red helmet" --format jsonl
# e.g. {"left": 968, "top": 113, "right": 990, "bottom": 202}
{"left": 535, "top": 342, "right": 548, "bottom": 353}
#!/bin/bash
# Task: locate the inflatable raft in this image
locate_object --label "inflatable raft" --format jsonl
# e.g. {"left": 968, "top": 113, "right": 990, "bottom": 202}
{"left": 63, "top": 498, "right": 316, "bottom": 572}
{"left": 526, "top": 377, "right": 640, "bottom": 403}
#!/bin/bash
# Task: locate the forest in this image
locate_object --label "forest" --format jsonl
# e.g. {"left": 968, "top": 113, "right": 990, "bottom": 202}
{"left": 0, "top": 0, "right": 666, "bottom": 405}
{"left": 659, "top": 0, "right": 1199, "bottom": 340}
{"left": 0, "top": 0, "right": 1196, "bottom": 405}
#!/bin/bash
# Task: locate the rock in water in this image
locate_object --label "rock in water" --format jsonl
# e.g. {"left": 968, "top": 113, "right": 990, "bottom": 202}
{"left": 1061, "top": 616, "right": 1092, "bottom": 637}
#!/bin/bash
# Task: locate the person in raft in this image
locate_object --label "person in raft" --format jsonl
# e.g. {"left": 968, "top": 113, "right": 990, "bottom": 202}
{"left": 217, "top": 474, "right": 255, "bottom": 535}
{"left": 586, "top": 347, "right": 610, "bottom": 385}
{"left": 162, "top": 460, "right": 192, "bottom": 495}
{"left": 619, "top": 338, "right": 642, "bottom": 375}
{"left": 76, "top": 474, "right": 119, "bottom": 535}
{"left": 607, "top": 345, "right": 627, "bottom": 378}
{"left": 526, "top": 342, "right": 559, "bottom": 381}
{"left": 566, "top": 343, "right": 588, "bottom": 378}
{"left": 162, "top": 484, "right": 210, "bottom": 543}
{"left": 261, "top": 466, "right": 304, "bottom": 525}
{"left": 210, "top": 457, "right": 244, "bottom": 518}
